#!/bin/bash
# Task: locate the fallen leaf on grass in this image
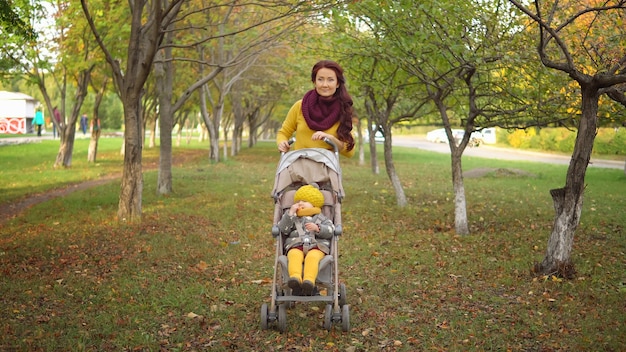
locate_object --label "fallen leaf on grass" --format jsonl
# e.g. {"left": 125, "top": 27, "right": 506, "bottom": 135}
{"left": 186, "top": 312, "right": 202, "bottom": 319}
{"left": 195, "top": 261, "right": 209, "bottom": 271}
{"left": 437, "top": 320, "right": 450, "bottom": 329}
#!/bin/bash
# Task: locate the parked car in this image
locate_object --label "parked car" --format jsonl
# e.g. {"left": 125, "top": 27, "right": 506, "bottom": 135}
{"left": 426, "top": 128, "right": 465, "bottom": 144}
{"left": 478, "top": 127, "right": 496, "bottom": 144}
{"left": 426, "top": 128, "right": 485, "bottom": 147}
{"left": 364, "top": 129, "right": 385, "bottom": 143}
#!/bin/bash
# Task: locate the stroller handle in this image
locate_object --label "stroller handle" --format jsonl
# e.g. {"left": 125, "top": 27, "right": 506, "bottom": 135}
{"left": 323, "top": 137, "right": 339, "bottom": 154}
{"left": 281, "top": 138, "right": 339, "bottom": 155}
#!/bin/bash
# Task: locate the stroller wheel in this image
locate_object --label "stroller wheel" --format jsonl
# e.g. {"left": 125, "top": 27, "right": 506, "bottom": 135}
{"left": 323, "top": 304, "right": 333, "bottom": 331}
{"left": 260, "top": 303, "right": 269, "bottom": 330}
{"left": 277, "top": 304, "right": 288, "bottom": 333}
{"left": 341, "top": 304, "right": 350, "bottom": 332}
{"left": 339, "top": 283, "right": 347, "bottom": 307}
{"left": 275, "top": 283, "right": 284, "bottom": 297}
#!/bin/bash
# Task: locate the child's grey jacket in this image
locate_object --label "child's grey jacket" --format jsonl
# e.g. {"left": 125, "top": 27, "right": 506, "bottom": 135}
{"left": 277, "top": 212, "right": 334, "bottom": 254}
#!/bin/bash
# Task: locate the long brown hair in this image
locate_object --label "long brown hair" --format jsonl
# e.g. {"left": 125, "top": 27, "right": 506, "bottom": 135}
{"left": 311, "top": 60, "right": 355, "bottom": 151}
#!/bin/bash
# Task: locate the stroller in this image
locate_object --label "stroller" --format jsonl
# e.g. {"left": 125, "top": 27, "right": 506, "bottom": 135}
{"left": 260, "top": 140, "right": 350, "bottom": 332}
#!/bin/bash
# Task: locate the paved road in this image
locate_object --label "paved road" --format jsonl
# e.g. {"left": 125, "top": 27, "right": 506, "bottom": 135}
{"left": 392, "top": 135, "right": 624, "bottom": 170}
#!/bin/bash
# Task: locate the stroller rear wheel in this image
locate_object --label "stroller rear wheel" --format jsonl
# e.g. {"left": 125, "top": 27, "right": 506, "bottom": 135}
{"left": 339, "top": 283, "right": 347, "bottom": 307}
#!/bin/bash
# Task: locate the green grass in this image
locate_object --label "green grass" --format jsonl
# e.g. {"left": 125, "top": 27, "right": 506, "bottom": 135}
{"left": 0, "top": 138, "right": 125, "bottom": 203}
{"left": 1, "top": 140, "right": 625, "bottom": 351}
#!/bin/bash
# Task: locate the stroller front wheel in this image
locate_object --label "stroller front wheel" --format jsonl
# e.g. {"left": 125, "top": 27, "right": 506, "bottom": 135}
{"left": 341, "top": 304, "right": 350, "bottom": 332}
{"left": 278, "top": 304, "right": 288, "bottom": 332}
{"left": 323, "top": 304, "right": 333, "bottom": 330}
{"left": 260, "top": 303, "right": 269, "bottom": 330}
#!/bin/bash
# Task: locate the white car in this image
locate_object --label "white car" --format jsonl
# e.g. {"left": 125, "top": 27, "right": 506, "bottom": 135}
{"left": 478, "top": 128, "right": 496, "bottom": 144}
{"left": 426, "top": 128, "right": 465, "bottom": 144}
{"left": 426, "top": 128, "right": 486, "bottom": 146}
{"left": 364, "top": 129, "right": 385, "bottom": 143}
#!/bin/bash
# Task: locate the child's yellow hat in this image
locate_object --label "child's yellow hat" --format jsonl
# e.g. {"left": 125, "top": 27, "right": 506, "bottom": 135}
{"left": 293, "top": 185, "right": 324, "bottom": 208}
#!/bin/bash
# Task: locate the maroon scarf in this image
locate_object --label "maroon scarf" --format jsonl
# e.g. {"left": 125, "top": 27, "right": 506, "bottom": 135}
{"left": 301, "top": 89, "right": 341, "bottom": 131}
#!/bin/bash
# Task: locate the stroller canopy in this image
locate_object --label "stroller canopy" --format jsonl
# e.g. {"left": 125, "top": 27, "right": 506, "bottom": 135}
{"left": 272, "top": 148, "right": 344, "bottom": 199}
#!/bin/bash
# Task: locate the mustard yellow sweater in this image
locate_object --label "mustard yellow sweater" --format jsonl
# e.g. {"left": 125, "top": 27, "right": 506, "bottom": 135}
{"left": 277, "top": 100, "right": 355, "bottom": 158}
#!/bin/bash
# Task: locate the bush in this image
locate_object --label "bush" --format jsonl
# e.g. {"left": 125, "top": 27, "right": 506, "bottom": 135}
{"left": 594, "top": 128, "right": 626, "bottom": 155}
{"left": 502, "top": 127, "right": 625, "bottom": 156}
{"left": 506, "top": 128, "right": 536, "bottom": 148}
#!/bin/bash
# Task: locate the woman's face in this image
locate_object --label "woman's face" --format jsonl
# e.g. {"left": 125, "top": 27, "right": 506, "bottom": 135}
{"left": 314, "top": 67, "right": 339, "bottom": 97}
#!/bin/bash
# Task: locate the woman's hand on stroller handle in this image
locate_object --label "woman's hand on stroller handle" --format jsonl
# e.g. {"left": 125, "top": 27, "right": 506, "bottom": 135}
{"left": 311, "top": 131, "right": 339, "bottom": 153}
{"left": 278, "top": 140, "right": 291, "bottom": 153}
{"left": 278, "top": 135, "right": 338, "bottom": 154}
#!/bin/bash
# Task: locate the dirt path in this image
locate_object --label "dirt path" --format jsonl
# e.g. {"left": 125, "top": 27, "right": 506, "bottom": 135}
{"left": 0, "top": 149, "right": 205, "bottom": 225}
{"left": 0, "top": 174, "right": 121, "bottom": 225}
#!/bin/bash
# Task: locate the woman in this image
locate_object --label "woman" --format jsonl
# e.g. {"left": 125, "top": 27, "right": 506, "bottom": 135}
{"left": 277, "top": 60, "right": 355, "bottom": 158}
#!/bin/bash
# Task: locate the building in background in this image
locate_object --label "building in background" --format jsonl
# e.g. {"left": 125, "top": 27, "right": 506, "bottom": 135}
{"left": 0, "top": 91, "right": 39, "bottom": 134}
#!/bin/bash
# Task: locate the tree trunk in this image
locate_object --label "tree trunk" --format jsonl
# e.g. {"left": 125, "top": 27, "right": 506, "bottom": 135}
{"left": 155, "top": 37, "right": 174, "bottom": 195}
{"left": 117, "top": 94, "right": 144, "bottom": 223}
{"left": 55, "top": 127, "right": 76, "bottom": 168}
{"left": 368, "top": 123, "right": 379, "bottom": 174}
{"left": 223, "top": 128, "right": 228, "bottom": 161}
{"left": 87, "top": 117, "right": 101, "bottom": 163}
{"left": 538, "top": 86, "right": 599, "bottom": 278}
{"left": 199, "top": 84, "right": 219, "bottom": 162}
{"left": 157, "top": 112, "right": 173, "bottom": 194}
{"left": 88, "top": 78, "right": 107, "bottom": 163}
{"left": 185, "top": 117, "right": 193, "bottom": 145}
{"left": 356, "top": 119, "right": 365, "bottom": 166}
{"left": 231, "top": 127, "right": 237, "bottom": 157}
{"left": 212, "top": 101, "right": 225, "bottom": 162}
{"left": 148, "top": 120, "right": 157, "bottom": 148}
{"left": 450, "top": 148, "right": 470, "bottom": 235}
{"left": 382, "top": 133, "right": 407, "bottom": 207}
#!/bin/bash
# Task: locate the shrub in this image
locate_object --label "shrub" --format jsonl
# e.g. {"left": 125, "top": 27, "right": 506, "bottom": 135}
{"left": 594, "top": 127, "right": 626, "bottom": 155}
{"left": 506, "top": 128, "right": 536, "bottom": 148}
{"left": 501, "top": 127, "right": 625, "bottom": 156}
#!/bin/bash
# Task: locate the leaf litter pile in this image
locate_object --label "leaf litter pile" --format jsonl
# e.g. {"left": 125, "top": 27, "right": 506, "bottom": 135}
{"left": 1, "top": 145, "right": 624, "bottom": 351}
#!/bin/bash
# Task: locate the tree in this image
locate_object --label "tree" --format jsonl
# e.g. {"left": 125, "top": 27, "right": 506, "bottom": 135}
{"left": 52, "top": 0, "right": 98, "bottom": 168}
{"left": 0, "top": 0, "right": 96, "bottom": 168}
{"left": 0, "top": 0, "right": 36, "bottom": 42}
{"left": 358, "top": 58, "right": 426, "bottom": 207}
{"left": 81, "top": 0, "right": 185, "bottom": 223}
{"left": 318, "top": 5, "right": 428, "bottom": 205}
{"left": 509, "top": 0, "right": 626, "bottom": 277}
{"left": 344, "top": 0, "right": 533, "bottom": 234}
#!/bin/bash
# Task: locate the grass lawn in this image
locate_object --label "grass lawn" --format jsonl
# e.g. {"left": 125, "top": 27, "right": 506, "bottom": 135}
{"left": 1, "top": 138, "right": 625, "bottom": 351}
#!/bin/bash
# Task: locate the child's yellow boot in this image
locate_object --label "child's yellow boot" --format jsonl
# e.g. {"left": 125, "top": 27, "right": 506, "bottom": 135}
{"left": 287, "top": 249, "right": 304, "bottom": 295}
{"left": 302, "top": 249, "right": 325, "bottom": 295}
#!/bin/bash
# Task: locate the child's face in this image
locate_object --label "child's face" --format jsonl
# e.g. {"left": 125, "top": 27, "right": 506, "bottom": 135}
{"left": 296, "top": 201, "right": 314, "bottom": 209}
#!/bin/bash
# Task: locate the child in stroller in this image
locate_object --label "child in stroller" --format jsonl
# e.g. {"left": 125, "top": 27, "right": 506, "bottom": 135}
{"left": 260, "top": 145, "right": 350, "bottom": 332}
{"left": 277, "top": 184, "right": 334, "bottom": 296}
